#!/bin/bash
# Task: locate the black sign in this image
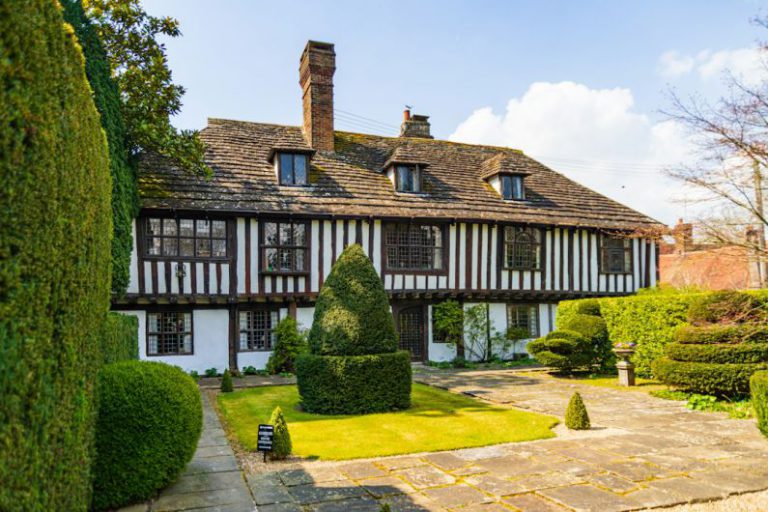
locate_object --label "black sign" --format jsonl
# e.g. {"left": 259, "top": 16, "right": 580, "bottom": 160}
{"left": 257, "top": 424, "right": 274, "bottom": 452}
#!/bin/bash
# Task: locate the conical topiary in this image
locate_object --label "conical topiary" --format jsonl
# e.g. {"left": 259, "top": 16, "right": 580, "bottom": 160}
{"left": 308, "top": 244, "right": 397, "bottom": 356}
{"left": 565, "top": 392, "right": 590, "bottom": 430}
{"left": 220, "top": 369, "right": 233, "bottom": 393}
{"left": 269, "top": 406, "right": 292, "bottom": 460}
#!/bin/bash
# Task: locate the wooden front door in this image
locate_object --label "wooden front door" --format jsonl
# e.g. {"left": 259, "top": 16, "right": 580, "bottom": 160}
{"left": 395, "top": 305, "right": 426, "bottom": 362}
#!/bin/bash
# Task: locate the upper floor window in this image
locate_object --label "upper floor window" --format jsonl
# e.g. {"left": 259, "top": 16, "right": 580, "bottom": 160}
{"left": 504, "top": 226, "right": 541, "bottom": 270}
{"left": 384, "top": 223, "right": 444, "bottom": 271}
{"left": 396, "top": 165, "right": 421, "bottom": 193}
{"left": 600, "top": 234, "right": 632, "bottom": 274}
{"left": 262, "top": 221, "right": 308, "bottom": 273}
{"left": 501, "top": 175, "right": 525, "bottom": 200}
{"left": 145, "top": 218, "right": 227, "bottom": 259}
{"left": 239, "top": 309, "right": 279, "bottom": 351}
{"left": 507, "top": 304, "right": 539, "bottom": 338}
{"left": 279, "top": 153, "right": 309, "bottom": 186}
{"left": 147, "top": 311, "right": 193, "bottom": 356}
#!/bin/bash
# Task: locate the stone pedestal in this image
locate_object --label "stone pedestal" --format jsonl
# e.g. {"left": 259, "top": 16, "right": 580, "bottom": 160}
{"left": 617, "top": 360, "right": 635, "bottom": 387}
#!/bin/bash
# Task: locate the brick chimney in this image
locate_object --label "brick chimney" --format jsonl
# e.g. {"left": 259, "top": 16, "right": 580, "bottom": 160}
{"left": 299, "top": 41, "right": 336, "bottom": 151}
{"left": 400, "top": 108, "right": 433, "bottom": 139}
{"left": 672, "top": 218, "right": 694, "bottom": 254}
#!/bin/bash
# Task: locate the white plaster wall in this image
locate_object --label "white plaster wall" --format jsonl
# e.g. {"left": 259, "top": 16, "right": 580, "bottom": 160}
{"left": 237, "top": 351, "right": 271, "bottom": 371}
{"left": 426, "top": 305, "right": 457, "bottom": 362}
{"left": 296, "top": 307, "right": 315, "bottom": 332}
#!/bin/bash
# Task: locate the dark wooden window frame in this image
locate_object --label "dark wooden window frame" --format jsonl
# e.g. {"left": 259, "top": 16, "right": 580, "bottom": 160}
{"left": 277, "top": 152, "right": 310, "bottom": 187}
{"left": 237, "top": 307, "right": 280, "bottom": 352}
{"left": 394, "top": 164, "right": 423, "bottom": 194}
{"left": 146, "top": 310, "right": 194, "bottom": 356}
{"left": 142, "top": 216, "right": 230, "bottom": 261}
{"left": 506, "top": 303, "right": 539, "bottom": 339}
{"left": 500, "top": 174, "right": 526, "bottom": 201}
{"left": 260, "top": 220, "right": 311, "bottom": 276}
{"left": 502, "top": 225, "right": 541, "bottom": 270}
{"left": 599, "top": 233, "right": 633, "bottom": 275}
{"left": 382, "top": 222, "right": 449, "bottom": 275}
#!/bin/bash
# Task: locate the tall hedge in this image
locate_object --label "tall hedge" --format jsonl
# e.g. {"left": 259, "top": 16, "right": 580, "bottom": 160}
{"left": 102, "top": 313, "right": 139, "bottom": 364}
{"left": 61, "top": 0, "right": 138, "bottom": 295}
{"left": 0, "top": 0, "right": 112, "bottom": 509}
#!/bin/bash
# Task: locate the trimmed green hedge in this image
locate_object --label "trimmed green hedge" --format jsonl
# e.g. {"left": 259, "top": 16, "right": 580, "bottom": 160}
{"left": 687, "top": 291, "right": 765, "bottom": 325}
{"left": 92, "top": 361, "right": 202, "bottom": 510}
{"left": 652, "top": 358, "right": 768, "bottom": 396}
{"left": 527, "top": 330, "right": 592, "bottom": 372}
{"left": 665, "top": 343, "right": 768, "bottom": 364}
{"left": 557, "top": 298, "right": 601, "bottom": 325}
{"left": 751, "top": 371, "right": 768, "bottom": 438}
{"left": 102, "top": 313, "right": 139, "bottom": 364}
{"left": 308, "top": 244, "right": 397, "bottom": 356}
{"left": 0, "top": 1, "right": 112, "bottom": 509}
{"left": 674, "top": 324, "right": 768, "bottom": 345}
{"left": 296, "top": 352, "right": 412, "bottom": 414}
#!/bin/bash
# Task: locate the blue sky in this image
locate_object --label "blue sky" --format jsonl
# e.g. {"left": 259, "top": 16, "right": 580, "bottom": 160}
{"left": 145, "top": 0, "right": 768, "bottom": 224}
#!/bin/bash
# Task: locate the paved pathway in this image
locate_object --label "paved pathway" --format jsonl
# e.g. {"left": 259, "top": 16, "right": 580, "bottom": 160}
{"left": 121, "top": 392, "right": 256, "bottom": 512}
{"left": 240, "top": 369, "right": 768, "bottom": 512}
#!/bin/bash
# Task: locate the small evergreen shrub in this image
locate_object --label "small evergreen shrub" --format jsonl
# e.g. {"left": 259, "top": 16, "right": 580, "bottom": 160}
{"left": 269, "top": 406, "right": 292, "bottom": 460}
{"left": 750, "top": 371, "right": 768, "bottom": 437}
{"left": 565, "top": 392, "right": 590, "bottom": 430}
{"left": 204, "top": 368, "right": 219, "bottom": 377}
{"left": 558, "top": 314, "right": 611, "bottom": 369}
{"left": 92, "top": 361, "right": 202, "bottom": 510}
{"left": 665, "top": 343, "right": 768, "bottom": 364}
{"left": 652, "top": 358, "right": 768, "bottom": 396}
{"left": 267, "top": 317, "right": 307, "bottom": 374}
{"left": 296, "top": 352, "right": 412, "bottom": 414}
{"left": 527, "top": 330, "right": 592, "bottom": 372}
{"left": 308, "top": 244, "right": 397, "bottom": 356}
{"left": 687, "top": 291, "right": 764, "bottom": 325}
{"left": 674, "top": 324, "right": 768, "bottom": 345}
{"left": 221, "top": 369, "right": 234, "bottom": 392}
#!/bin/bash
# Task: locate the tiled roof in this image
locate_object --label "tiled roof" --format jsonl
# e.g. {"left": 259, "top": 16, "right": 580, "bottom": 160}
{"left": 138, "top": 118, "right": 661, "bottom": 230}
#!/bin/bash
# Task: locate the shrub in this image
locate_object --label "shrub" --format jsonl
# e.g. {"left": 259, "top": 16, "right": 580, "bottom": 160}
{"left": 205, "top": 368, "right": 219, "bottom": 377}
{"left": 296, "top": 352, "right": 412, "bottom": 414}
{"left": 269, "top": 406, "right": 292, "bottom": 460}
{"left": 0, "top": 1, "right": 112, "bottom": 508}
{"left": 665, "top": 343, "right": 768, "bottom": 364}
{"left": 558, "top": 314, "right": 611, "bottom": 369}
{"left": 267, "top": 317, "right": 307, "bottom": 374}
{"left": 687, "top": 291, "right": 764, "bottom": 325}
{"left": 242, "top": 365, "right": 259, "bottom": 375}
{"left": 102, "top": 313, "right": 139, "bottom": 364}
{"left": 221, "top": 369, "right": 234, "bottom": 392}
{"left": 565, "top": 392, "right": 590, "bottom": 430}
{"left": 433, "top": 300, "right": 465, "bottom": 347}
{"left": 750, "top": 371, "right": 768, "bottom": 437}
{"left": 674, "top": 324, "right": 768, "bottom": 345}
{"left": 92, "top": 361, "right": 202, "bottom": 510}
{"left": 557, "top": 298, "right": 601, "bottom": 326}
{"left": 527, "top": 330, "right": 592, "bottom": 372}
{"left": 308, "top": 244, "right": 397, "bottom": 356}
{"left": 652, "top": 358, "right": 768, "bottom": 396}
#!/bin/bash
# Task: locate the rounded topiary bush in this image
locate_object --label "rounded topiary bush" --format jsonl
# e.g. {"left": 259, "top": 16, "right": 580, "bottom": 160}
{"left": 92, "top": 361, "right": 202, "bottom": 510}
{"left": 750, "top": 371, "right": 768, "bottom": 437}
{"left": 565, "top": 392, "right": 590, "bottom": 430}
{"left": 308, "top": 244, "right": 397, "bottom": 356}
{"left": 674, "top": 324, "right": 768, "bottom": 345}
{"left": 572, "top": 298, "right": 601, "bottom": 317}
{"left": 527, "top": 330, "right": 592, "bottom": 373}
{"left": 652, "top": 358, "right": 768, "bottom": 396}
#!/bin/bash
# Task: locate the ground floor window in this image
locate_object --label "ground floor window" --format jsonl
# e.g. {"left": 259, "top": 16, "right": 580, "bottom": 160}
{"left": 239, "top": 309, "right": 279, "bottom": 351}
{"left": 506, "top": 304, "right": 539, "bottom": 338}
{"left": 147, "top": 311, "right": 193, "bottom": 355}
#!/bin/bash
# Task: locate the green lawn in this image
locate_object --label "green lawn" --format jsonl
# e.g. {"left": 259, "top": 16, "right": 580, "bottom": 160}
{"left": 217, "top": 383, "right": 558, "bottom": 460}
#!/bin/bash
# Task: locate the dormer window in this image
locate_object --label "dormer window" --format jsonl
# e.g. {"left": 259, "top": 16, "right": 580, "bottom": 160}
{"left": 278, "top": 153, "right": 308, "bottom": 186}
{"left": 396, "top": 165, "right": 421, "bottom": 193}
{"left": 501, "top": 174, "right": 525, "bottom": 200}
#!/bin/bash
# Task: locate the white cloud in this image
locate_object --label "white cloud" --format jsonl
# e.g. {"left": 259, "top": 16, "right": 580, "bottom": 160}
{"left": 657, "top": 47, "right": 765, "bottom": 85}
{"left": 658, "top": 50, "right": 695, "bottom": 78}
{"left": 449, "top": 82, "right": 696, "bottom": 225}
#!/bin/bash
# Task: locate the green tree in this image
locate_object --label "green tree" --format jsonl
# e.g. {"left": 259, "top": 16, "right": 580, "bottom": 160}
{"left": 62, "top": 0, "right": 138, "bottom": 294}
{"left": 463, "top": 304, "right": 510, "bottom": 362}
{"left": 267, "top": 317, "right": 307, "bottom": 374}
{"left": 269, "top": 406, "right": 292, "bottom": 460}
{"left": 565, "top": 392, "right": 591, "bottom": 430}
{"left": 84, "top": 0, "right": 209, "bottom": 175}
{"left": 433, "top": 300, "right": 465, "bottom": 356}
{"left": 0, "top": 0, "right": 112, "bottom": 507}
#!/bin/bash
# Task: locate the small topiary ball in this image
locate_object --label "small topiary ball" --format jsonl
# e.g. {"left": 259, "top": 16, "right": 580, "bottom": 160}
{"left": 565, "top": 392, "right": 591, "bottom": 430}
{"left": 221, "top": 368, "right": 234, "bottom": 392}
{"left": 92, "top": 361, "right": 202, "bottom": 510}
{"left": 269, "top": 406, "right": 292, "bottom": 460}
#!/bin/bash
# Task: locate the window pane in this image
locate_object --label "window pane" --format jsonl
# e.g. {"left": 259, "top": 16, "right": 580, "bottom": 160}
{"left": 294, "top": 155, "right": 307, "bottom": 185}
{"left": 512, "top": 176, "right": 524, "bottom": 199}
{"left": 147, "top": 218, "right": 161, "bottom": 235}
{"left": 280, "top": 154, "right": 294, "bottom": 184}
{"left": 212, "top": 220, "right": 226, "bottom": 238}
{"left": 179, "top": 238, "right": 194, "bottom": 256}
{"left": 502, "top": 176, "right": 512, "bottom": 199}
{"left": 196, "top": 220, "right": 210, "bottom": 237}
{"left": 148, "top": 313, "right": 158, "bottom": 332}
{"left": 162, "top": 219, "right": 177, "bottom": 236}
{"left": 294, "top": 223, "right": 306, "bottom": 246}
{"left": 179, "top": 219, "right": 194, "bottom": 236}
{"left": 397, "top": 166, "right": 413, "bottom": 192}
{"left": 265, "top": 248, "right": 278, "bottom": 271}
{"left": 295, "top": 249, "right": 306, "bottom": 271}
{"left": 196, "top": 238, "right": 211, "bottom": 257}
{"left": 279, "top": 223, "right": 292, "bottom": 245}
{"left": 212, "top": 239, "right": 226, "bottom": 258}
{"left": 264, "top": 222, "right": 278, "bottom": 245}
{"left": 147, "top": 237, "right": 161, "bottom": 256}
{"left": 162, "top": 238, "right": 178, "bottom": 256}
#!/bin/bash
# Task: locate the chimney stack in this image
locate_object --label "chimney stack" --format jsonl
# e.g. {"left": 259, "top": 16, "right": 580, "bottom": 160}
{"left": 672, "top": 218, "right": 694, "bottom": 254}
{"left": 299, "top": 41, "right": 336, "bottom": 152}
{"left": 400, "top": 111, "right": 433, "bottom": 139}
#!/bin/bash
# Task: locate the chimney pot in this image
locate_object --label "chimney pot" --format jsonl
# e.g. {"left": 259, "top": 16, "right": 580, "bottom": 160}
{"left": 299, "top": 41, "right": 336, "bottom": 152}
{"left": 403, "top": 108, "right": 411, "bottom": 121}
